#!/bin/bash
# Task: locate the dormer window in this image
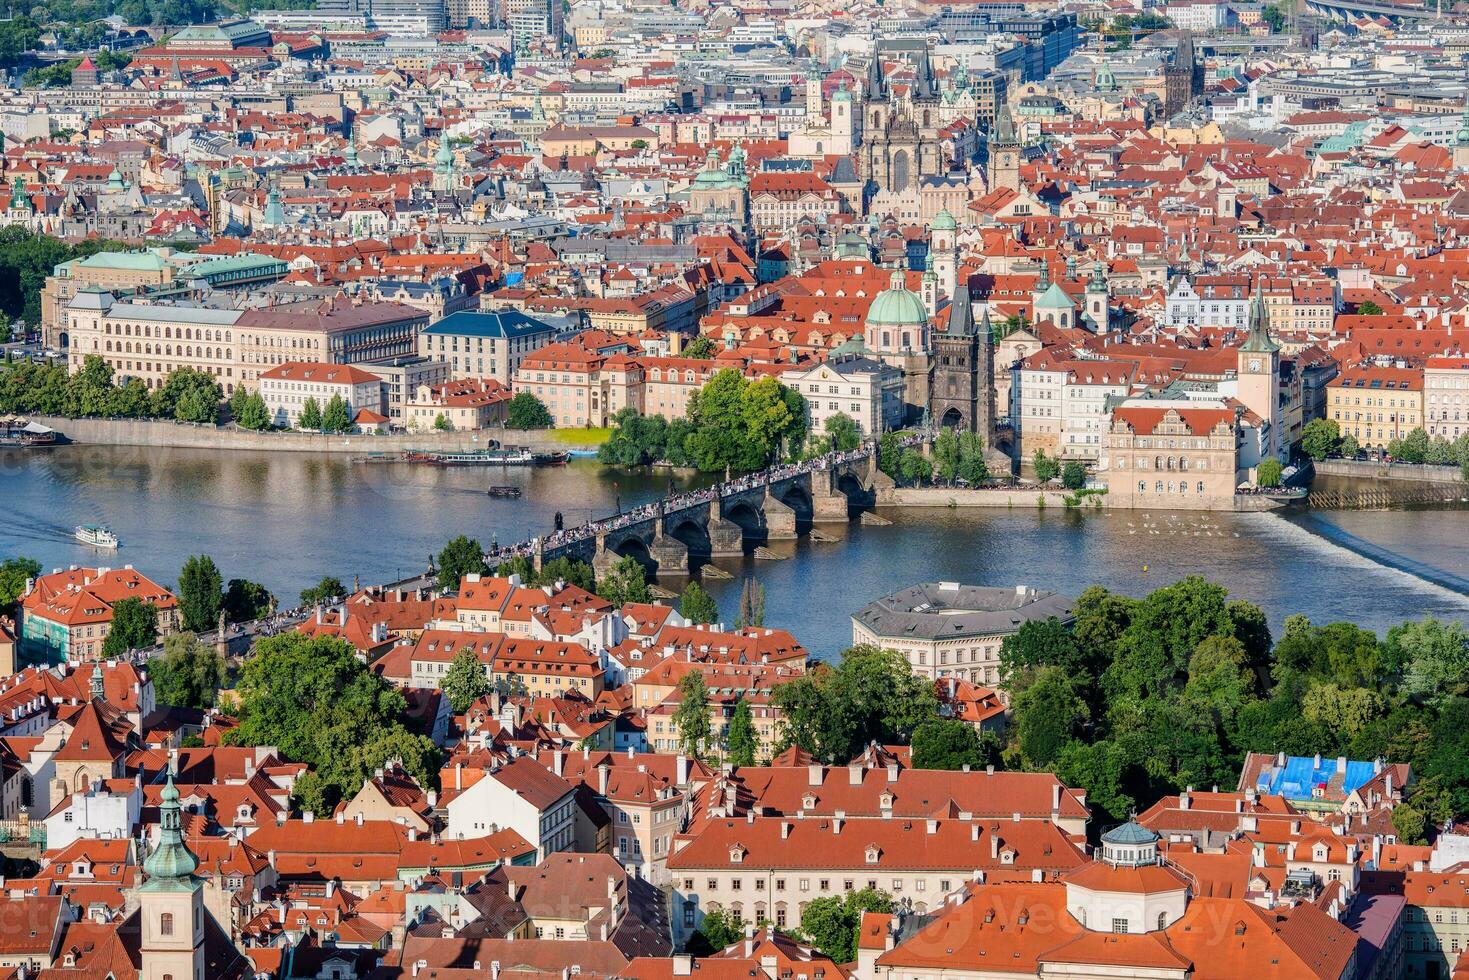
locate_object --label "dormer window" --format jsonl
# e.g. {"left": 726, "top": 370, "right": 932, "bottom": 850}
{"left": 865, "top": 846, "right": 880, "bottom": 864}
{"left": 802, "top": 794, "right": 817, "bottom": 809}
{"left": 879, "top": 793, "right": 894, "bottom": 809}
{"left": 729, "top": 845, "right": 745, "bottom": 864}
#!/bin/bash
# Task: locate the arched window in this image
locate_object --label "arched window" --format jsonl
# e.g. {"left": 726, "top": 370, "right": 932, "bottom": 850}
{"left": 1137, "top": 481, "right": 1146, "bottom": 492}
{"left": 159, "top": 912, "right": 174, "bottom": 936}
{"left": 1197, "top": 481, "right": 1205, "bottom": 493}
{"left": 1154, "top": 456, "right": 1162, "bottom": 469}
{"left": 1158, "top": 912, "right": 1167, "bottom": 931}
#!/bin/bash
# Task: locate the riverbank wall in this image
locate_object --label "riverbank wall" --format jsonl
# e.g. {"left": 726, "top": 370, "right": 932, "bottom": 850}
{"left": 30, "top": 416, "right": 592, "bottom": 454}
{"left": 885, "top": 487, "right": 1291, "bottom": 511}
{"left": 1314, "top": 459, "right": 1464, "bottom": 485}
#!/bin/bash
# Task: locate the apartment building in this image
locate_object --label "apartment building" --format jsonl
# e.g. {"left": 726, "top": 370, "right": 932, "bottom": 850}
{"left": 782, "top": 354, "right": 904, "bottom": 437}
{"left": 20, "top": 566, "right": 179, "bottom": 662}
{"left": 667, "top": 813, "right": 1087, "bottom": 943}
{"left": 1424, "top": 355, "right": 1469, "bottom": 440}
{"left": 418, "top": 310, "right": 558, "bottom": 382}
{"left": 1328, "top": 365, "right": 1425, "bottom": 449}
{"left": 258, "top": 361, "right": 385, "bottom": 427}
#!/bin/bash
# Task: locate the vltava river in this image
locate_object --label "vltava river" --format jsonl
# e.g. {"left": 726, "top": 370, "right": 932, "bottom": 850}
{"left": 2, "top": 446, "right": 1465, "bottom": 658}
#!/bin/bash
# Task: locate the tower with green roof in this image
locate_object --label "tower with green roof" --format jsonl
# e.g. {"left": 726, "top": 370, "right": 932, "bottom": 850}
{"left": 139, "top": 772, "right": 207, "bottom": 980}
{"left": 1238, "top": 280, "right": 1282, "bottom": 464}
{"left": 1455, "top": 104, "right": 1469, "bottom": 170}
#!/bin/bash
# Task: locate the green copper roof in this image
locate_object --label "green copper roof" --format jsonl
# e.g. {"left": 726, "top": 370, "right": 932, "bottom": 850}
{"left": 932, "top": 209, "right": 956, "bottom": 231}
{"left": 1240, "top": 289, "right": 1279, "bottom": 354}
{"left": 141, "top": 773, "right": 200, "bottom": 891}
{"left": 1033, "top": 281, "right": 1074, "bottom": 311}
{"left": 866, "top": 270, "right": 928, "bottom": 327}
{"left": 1102, "top": 821, "right": 1159, "bottom": 846}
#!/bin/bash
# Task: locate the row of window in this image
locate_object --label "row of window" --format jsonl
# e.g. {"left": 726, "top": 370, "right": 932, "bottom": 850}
{"left": 1137, "top": 481, "right": 1208, "bottom": 494}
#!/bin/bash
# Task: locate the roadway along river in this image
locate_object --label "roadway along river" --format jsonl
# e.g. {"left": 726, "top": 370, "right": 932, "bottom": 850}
{"left": 3, "top": 446, "right": 1466, "bottom": 658}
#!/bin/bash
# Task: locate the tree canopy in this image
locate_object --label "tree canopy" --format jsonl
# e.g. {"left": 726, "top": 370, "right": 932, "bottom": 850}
{"left": 223, "top": 632, "right": 439, "bottom": 813}
{"left": 772, "top": 645, "right": 938, "bottom": 763}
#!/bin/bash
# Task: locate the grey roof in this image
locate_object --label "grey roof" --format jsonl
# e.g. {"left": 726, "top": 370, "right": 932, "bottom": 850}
{"left": 1102, "top": 821, "right": 1159, "bottom": 845}
{"left": 852, "top": 583, "right": 1074, "bottom": 641}
{"left": 106, "top": 304, "right": 244, "bottom": 325}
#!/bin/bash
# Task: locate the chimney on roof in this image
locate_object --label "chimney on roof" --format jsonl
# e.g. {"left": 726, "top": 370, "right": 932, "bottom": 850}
{"left": 598, "top": 764, "right": 610, "bottom": 796}
{"left": 1052, "top": 783, "right": 1063, "bottom": 814}
{"left": 1386, "top": 771, "right": 1394, "bottom": 799}
{"left": 832, "top": 814, "right": 844, "bottom": 834}
{"left": 808, "top": 765, "right": 823, "bottom": 786}
{"left": 990, "top": 833, "right": 1000, "bottom": 860}
{"left": 1179, "top": 787, "right": 1190, "bottom": 811}
{"left": 673, "top": 956, "right": 693, "bottom": 977}
{"left": 1336, "top": 756, "right": 1347, "bottom": 774}
{"left": 848, "top": 765, "right": 862, "bottom": 786}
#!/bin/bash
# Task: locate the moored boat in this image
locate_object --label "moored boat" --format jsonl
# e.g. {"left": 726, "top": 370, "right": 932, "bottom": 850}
{"left": 533, "top": 451, "right": 571, "bottom": 466}
{"left": 0, "top": 415, "right": 59, "bottom": 447}
{"left": 403, "top": 447, "right": 535, "bottom": 466}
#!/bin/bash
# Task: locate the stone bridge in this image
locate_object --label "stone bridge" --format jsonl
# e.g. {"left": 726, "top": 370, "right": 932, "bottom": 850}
{"left": 538, "top": 456, "right": 888, "bottom": 578}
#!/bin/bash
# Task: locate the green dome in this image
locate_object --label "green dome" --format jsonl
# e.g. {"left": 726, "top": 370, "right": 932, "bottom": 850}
{"left": 866, "top": 270, "right": 928, "bottom": 327}
{"left": 1034, "top": 281, "right": 1074, "bottom": 311}
{"left": 692, "top": 147, "right": 732, "bottom": 189}
{"left": 832, "top": 88, "right": 853, "bottom": 103}
{"left": 932, "top": 209, "right": 956, "bottom": 231}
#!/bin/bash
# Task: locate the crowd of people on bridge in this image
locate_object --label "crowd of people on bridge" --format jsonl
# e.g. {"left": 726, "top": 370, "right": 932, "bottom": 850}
{"left": 484, "top": 437, "right": 919, "bottom": 567}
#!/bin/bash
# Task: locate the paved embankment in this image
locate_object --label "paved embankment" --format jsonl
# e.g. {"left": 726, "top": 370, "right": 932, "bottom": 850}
{"left": 30, "top": 416, "right": 596, "bottom": 454}
{"left": 886, "top": 487, "right": 1291, "bottom": 511}
{"left": 1313, "top": 458, "right": 1464, "bottom": 485}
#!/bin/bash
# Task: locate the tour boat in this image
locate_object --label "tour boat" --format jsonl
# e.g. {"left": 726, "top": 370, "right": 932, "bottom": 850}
{"left": 403, "top": 447, "right": 535, "bottom": 466}
{"left": 487, "top": 486, "right": 522, "bottom": 497}
{"left": 533, "top": 451, "right": 571, "bottom": 466}
{"left": 75, "top": 524, "right": 120, "bottom": 549}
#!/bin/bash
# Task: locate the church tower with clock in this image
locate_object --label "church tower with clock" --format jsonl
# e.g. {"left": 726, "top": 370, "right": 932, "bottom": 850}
{"left": 1237, "top": 281, "right": 1282, "bottom": 463}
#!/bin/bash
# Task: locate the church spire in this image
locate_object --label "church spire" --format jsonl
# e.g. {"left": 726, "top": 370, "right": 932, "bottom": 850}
{"left": 1241, "top": 280, "right": 1279, "bottom": 354}
{"left": 142, "top": 772, "right": 199, "bottom": 888}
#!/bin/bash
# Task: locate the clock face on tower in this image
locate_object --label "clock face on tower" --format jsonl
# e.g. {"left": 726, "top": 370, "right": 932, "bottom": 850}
{"left": 1248, "top": 358, "right": 1262, "bottom": 373}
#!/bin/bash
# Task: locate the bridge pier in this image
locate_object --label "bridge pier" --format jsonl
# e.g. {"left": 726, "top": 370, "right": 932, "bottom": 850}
{"left": 763, "top": 487, "right": 798, "bottom": 540}
{"left": 811, "top": 470, "right": 850, "bottom": 522}
{"left": 706, "top": 502, "right": 745, "bottom": 557}
{"left": 650, "top": 518, "right": 690, "bottom": 575}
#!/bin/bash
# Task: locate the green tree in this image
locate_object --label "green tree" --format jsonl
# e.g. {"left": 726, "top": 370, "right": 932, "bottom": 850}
{"left": 877, "top": 431, "right": 900, "bottom": 479}
{"left": 1355, "top": 300, "right": 1383, "bottom": 315}
{"left": 688, "top": 906, "right": 743, "bottom": 955}
{"left": 223, "top": 632, "right": 439, "bottom": 813}
{"left": 321, "top": 393, "right": 352, "bottom": 433}
{"left": 507, "top": 391, "right": 553, "bottom": 429}
{"left": 824, "top": 412, "right": 862, "bottom": 452}
{"left": 177, "top": 554, "right": 224, "bottom": 633}
{"left": 1392, "top": 616, "right": 1469, "bottom": 701}
{"left": 934, "top": 427, "right": 960, "bottom": 482}
{"left": 1388, "top": 427, "right": 1431, "bottom": 463}
{"left": 1033, "top": 450, "right": 1060, "bottom": 483}
{"left": 0, "top": 556, "right": 40, "bottom": 607}
{"left": 999, "top": 617, "right": 1092, "bottom": 695}
{"left": 773, "top": 645, "right": 939, "bottom": 763}
{"left": 726, "top": 697, "right": 757, "bottom": 766}
{"left": 680, "top": 581, "right": 719, "bottom": 625}
{"left": 673, "top": 670, "right": 711, "bottom": 758}
{"left": 441, "top": 647, "right": 492, "bottom": 713}
{"left": 599, "top": 555, "right": 651, "bottom": 606}
{"left": 682, "top": 335, "right": 717, "bottom": 359}
{"left": 532, "top": 556, "right": 597, "bottom": 593}
{"left": 149, "top": 632, "right": 227, "bottom": 709}
{"left": 1256, "top": 458, "right": 1283, "bottom": 488}
{"left": 235, "top": 390, "right": 270, "bottom": 430}
{"left": 799, "top": 888, "right": 892, "bottom": 963}
{"left": 1013, "top": 666, "right": 1089, "bottom": 768}
{"left": 433, "top": 412, "right": 452, "bottom": 431}
{"left": 1261, "top": 2, "right": 1286, "bottom": 31}
{"left": 1301, "top": 418, "right": 1341, "bottom": 461}
{"left": 1301, "top": 682, "right": 1385, "bottom": 742}
{"left": 1061, "top": 461, "right": 1087, "bottom": 490}
{"left": 911, "top": 718, "right": 997, "bottom": 771}
{"left": 686, "top": 369, "right": 764, "bottom": 472}
{"left": 735, "top": 578, "right": 765, "bottom": 628}
{"left": 437, "top": 535, "right": 489, "bottom": 592}
{"left": 299, "top": 575, "right": 346, "bottom": 607}
{"left": 956, "top": 431, "right": 989, "bottom": 483}
{"left": 1340, "top": 433, "right": 1360, "bottom": 458}
{"left": 298, "top": 396, "right": 323, "bottom": 431}
{"left": 102, "top": 597, "right": 158, "bottom": 656}
{"left": 223, "top": 579, "right": 273, "bottom": 623}
{"left": 153, "top": 368, "right": 221, "bottom": 424}
{"left": 898, "top": 447, "right": 931, "bottom": 484}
